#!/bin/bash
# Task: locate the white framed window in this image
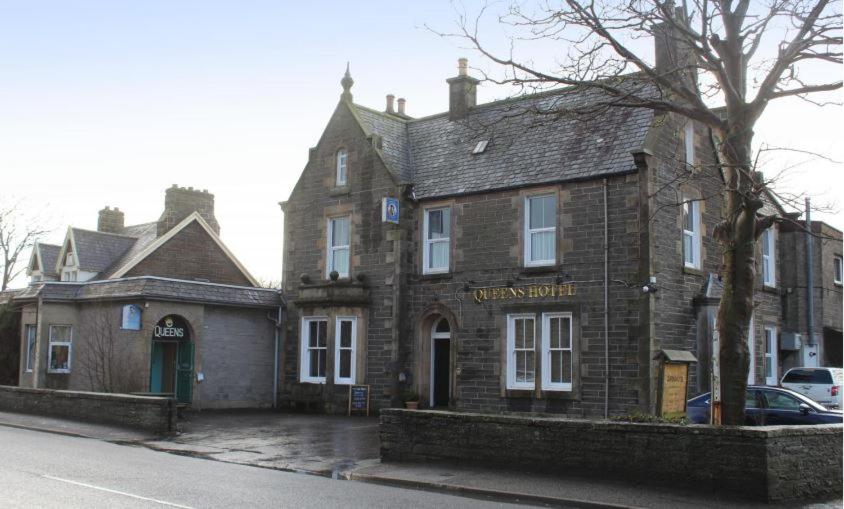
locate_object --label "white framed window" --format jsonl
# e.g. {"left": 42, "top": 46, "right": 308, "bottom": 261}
{"left": 761, "top": 228, "right": 776, "bottom": 287}
{"left": 47, "top": 325, "right": 72, "bottom": 373}
{"left": 65, "top": 252, "right": 74, "bottom": 266}
{"left": 684, "top": 120, "right": 695, "bottom": 166}
{"left": 506, "top": 314, "right": 536, "bottom": 390}
{"left": 524, "top": 194, "right": 556, "bottom": 267}
{"left": 541, "top": 312, "right": 573, "bottom": 391}
{"left": 336, "top": 149, "right": 348, "bottom": 186}
{"left": 300, "top": 317, "right": 328, "bottom": 383}
{"left": 834, "top": 255, "right": 842, "bottom": 285}
{"left": 764, "top": 326, "right": 778, "bottom": 386}
{"left": 327, "top": 216, "right": 350, "bottom": 278}
{"left": 423, "top": 207, "right": 450, "bottom": 274}
{"left": 682, "top": 198, "right": 701, "bottom": 269}
{"left": 334, "top": 317, "right": 357, "bottom": 384}
{"left": 25, "top": 325, "right": 36, "bottom": 372}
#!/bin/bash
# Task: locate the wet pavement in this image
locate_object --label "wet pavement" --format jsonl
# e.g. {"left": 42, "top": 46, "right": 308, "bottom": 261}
{"left": 141, "top": 410, "right": 381, "bottom": 477}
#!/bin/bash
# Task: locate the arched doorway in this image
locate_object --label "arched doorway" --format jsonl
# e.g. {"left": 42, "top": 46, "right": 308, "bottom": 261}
{"left": 430, "top": 317, "right": 451, "bottom": 407}
{"left": 150, "top": 315, "right": 194, "bottom": 404}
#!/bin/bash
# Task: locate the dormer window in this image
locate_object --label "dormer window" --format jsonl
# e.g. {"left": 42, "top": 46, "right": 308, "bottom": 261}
{"left": 66, "top": 252, "right": 74, "bottom": 266}
{"left": 336, "top": 149, "right": 348, "bottom": 186}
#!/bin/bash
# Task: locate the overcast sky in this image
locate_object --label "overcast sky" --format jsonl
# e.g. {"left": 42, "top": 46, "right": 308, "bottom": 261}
{"left": 2, "top": 1, "right": 841, "bottom": 288}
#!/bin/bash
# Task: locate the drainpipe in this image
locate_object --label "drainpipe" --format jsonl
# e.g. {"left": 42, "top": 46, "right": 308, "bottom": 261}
{"left": 805, "top": 198, "right": 815, "bottom": 348}
{"left": 267, "top": 290, "right": 286, "bottom": 409}
{"left": 603, "top": 178, "right": 610, "bottom": 419}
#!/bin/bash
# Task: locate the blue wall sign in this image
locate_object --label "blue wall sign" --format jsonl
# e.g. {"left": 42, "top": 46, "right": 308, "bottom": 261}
{"left": 382, "top": 197, "right": 400, "bottom": 224}
{"left": 121, "top": 304, "right": 142, "bottom": 330}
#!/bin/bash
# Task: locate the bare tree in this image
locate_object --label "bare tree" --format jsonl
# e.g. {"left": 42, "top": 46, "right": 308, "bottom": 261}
{"left": 77, "top": 305, "right": 143, "bottom": 393}
{"left": 0, "top": 200, "right": 52, "bottom": 290}
{"left": 438, "top": 0, "right": 841, "bottom": 424}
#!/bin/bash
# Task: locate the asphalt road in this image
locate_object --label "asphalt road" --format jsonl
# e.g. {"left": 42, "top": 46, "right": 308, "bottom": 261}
{"left": 0, "top": 426, "right": 528, "bottom": 509}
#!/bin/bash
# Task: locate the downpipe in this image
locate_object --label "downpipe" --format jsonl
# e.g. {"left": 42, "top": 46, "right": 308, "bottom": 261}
{"left": 603, "top": 178, "right": 610, "bottom": 420}
{"left": 267, "top": 290, "right": 286, "bottom": 410}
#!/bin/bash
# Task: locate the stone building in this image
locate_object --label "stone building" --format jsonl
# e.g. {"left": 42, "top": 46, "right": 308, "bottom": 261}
{"left": 780, "top": 220, "right": 843, "bottom": 369}
{"left": 12, "top": 185, "right": 283, "bottom": 409}
{"left": 280, "top": 44, "right": 843, "bottom": 417}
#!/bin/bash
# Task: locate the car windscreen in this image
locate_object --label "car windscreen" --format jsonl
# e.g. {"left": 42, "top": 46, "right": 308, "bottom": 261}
{"left": 782, "top": 369, "right": 833, "bottom": 384}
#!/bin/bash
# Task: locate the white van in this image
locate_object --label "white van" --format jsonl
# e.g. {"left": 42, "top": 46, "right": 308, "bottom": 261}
{"left": 780, "top": 367, "right": 843, "bottom": 409}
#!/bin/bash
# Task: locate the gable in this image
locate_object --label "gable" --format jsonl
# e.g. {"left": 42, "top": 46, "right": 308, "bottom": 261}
{"left": 287, "top": 101, "right": 400, "bottom": 206}
{"left": 116, "top": 217, "right": 257, "bottom": 286}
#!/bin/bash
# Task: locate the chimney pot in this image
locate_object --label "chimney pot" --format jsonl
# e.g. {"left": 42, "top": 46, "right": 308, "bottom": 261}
{"left": 386, "top": 94, "right": 395, "bottom": 114}
{"left": 458, "top": 58, "right": 468, "bottom": 76}
{"left": 397, "top": 98, "right": 406, "bottom": 115}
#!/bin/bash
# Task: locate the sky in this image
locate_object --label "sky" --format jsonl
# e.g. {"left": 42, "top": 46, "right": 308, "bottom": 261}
{"left": 1, "top": 1, "right": 841, "bottom": 288}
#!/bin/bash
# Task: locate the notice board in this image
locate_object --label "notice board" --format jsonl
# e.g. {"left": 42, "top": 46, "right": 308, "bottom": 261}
{"left": 659, "top": 363, "right": 690, "bottom": 418}
{"left": 348, "top": 385, "right": 370, "bottom": 416}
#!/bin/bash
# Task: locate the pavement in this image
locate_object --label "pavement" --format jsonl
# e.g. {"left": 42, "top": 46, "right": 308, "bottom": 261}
{"left": 0, "top": 410, "right": 840, "bottom": 508}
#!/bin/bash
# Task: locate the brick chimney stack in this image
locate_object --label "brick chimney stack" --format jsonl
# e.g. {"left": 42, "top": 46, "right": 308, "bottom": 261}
{"left": 447, "top": 57, "right": 479, "bottom": 121}
{"left": 385, "top": 94, "right": 395, "bottom": 114}
{"left": 397, "top": 97, "right": 406, "bottom": 116}
{"left": 98, "top": 206, "right": 125, "bottom": 234}
{"left": 157, "top": 185, "right": 220, "bottom": 236}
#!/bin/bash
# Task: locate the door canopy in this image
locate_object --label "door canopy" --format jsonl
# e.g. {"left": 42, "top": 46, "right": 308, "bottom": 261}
{"left": 153, "top": 315, "right": 190, "bottom": 340}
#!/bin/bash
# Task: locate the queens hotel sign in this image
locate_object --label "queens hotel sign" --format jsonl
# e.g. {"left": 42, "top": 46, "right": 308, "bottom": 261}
{"left": 473, "top": 284, "right": 576, "bottom": 304}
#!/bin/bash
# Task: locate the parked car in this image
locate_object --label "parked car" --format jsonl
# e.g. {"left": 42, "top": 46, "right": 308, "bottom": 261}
{"left": 780, "top": 367, "right": 842, "bottom": 409}
{"left": 687, "top": 386, "right": 843, "bottom": 425}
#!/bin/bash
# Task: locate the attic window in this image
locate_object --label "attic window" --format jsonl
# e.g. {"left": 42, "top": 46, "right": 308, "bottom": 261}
{"left": 472, "top": 140, "right": 489, "bottom": 155}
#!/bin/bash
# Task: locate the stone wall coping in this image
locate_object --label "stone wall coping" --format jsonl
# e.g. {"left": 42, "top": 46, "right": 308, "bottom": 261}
{"left": 0, "top": 385, "right": 173, "bottom": 405}
{"left": 381, "top": 408, "right": 843, "bottom": 438}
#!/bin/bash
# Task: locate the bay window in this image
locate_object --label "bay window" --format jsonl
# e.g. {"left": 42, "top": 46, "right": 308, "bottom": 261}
{"left": 327, "top": 216, "right": 350, "bottom": 278}
{"left": 300, "top": 318, "right": 327, "bottom": 383}
{"left": 423, "top": 207, "right": 450, "bottom": 274}
{"left": 525, "top": 194, "right": 556, "bottom": 267}
{"left": 48, "top": 325, "right": 72, "bottom": 373}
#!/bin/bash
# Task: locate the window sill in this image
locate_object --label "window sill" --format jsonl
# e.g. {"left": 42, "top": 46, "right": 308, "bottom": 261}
{"left": 683, "top": 266, "right": 704, "bottom": 276}
{"left": 504, "top": 388, "right": 535, "bottom": 398}
{"left": 419, "top": 272, "right": 452, "bottom": 281}
{"left": 540, "top": 390, "right": 579, "bottom": 400}
{"left": 47, "top": 371, "right": 70, "bottom": 375}
{"left": 761, "top": 284, "right": 778, "bottom": 294}
{"left": 329, "top": 186, "right": 350, "bottom": 197}
{"left": 521, "top": 264, "right": 559, "bottom": 275}
{"left": 300, "top": 379, "right": 326, "bottom": 385}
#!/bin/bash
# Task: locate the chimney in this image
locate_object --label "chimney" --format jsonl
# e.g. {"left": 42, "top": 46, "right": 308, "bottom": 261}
{"left": 654, "top": 7, "right": 699, "bottom": 92}
{"left": 98, "top": 206, "right": 125, "bottom": 234}
{"left": 447, "top": 57, "right": 479, "bottom": 121}
{"left": 397, "top": 97, "right": 406, "bottom": 116}
{"left": 157, "top": 184, "right": 220, "bottom": 237}
{"left": 385, "top": 94, "right": 395, "bottom": 114}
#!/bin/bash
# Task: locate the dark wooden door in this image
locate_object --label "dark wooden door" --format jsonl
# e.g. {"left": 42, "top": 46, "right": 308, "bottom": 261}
{"left": 433, "top": 338, "right": 450, "bottom": 407}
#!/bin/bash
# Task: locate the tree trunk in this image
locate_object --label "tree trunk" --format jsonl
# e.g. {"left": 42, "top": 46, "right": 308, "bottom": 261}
{"left": 716, "top": 128, "right": 762, "bottom": 425}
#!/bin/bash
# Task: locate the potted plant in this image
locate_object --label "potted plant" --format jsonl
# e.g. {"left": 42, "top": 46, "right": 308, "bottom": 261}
{"left": 403, "top": 389, "right": 419, "bottom": 410}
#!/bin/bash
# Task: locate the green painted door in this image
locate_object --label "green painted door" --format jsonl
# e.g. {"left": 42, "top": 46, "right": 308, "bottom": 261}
{"left": 175, "top": 341, "right": 194, "bottom": 404}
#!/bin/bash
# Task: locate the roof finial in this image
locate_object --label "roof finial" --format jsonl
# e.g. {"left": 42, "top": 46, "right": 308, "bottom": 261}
{"left": 341, "top": 62, "right": 354, "bottom": 102}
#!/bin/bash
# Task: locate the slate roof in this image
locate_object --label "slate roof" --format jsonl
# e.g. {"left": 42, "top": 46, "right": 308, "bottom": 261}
{"left": 36, "top": 243, "right": 60, "bottom": 277}
{"left": 103, "top": 222, "right": 158, "bottom": 278}
{"left": 13, "top": 277, "right": 281, "bottom": 308}
{"left": 350, "top": 85, "right": 654, "bottom": 199}
{"left": 71, "top": 228, "right": 139, "bottom": 273}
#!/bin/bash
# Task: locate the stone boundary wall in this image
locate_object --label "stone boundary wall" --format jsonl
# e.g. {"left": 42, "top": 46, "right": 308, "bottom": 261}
{"left": 0, "top": 385, "right": 176, "bottom": 434}
{"left": 380, "top": 409, "right": 842, "bottom": 502}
